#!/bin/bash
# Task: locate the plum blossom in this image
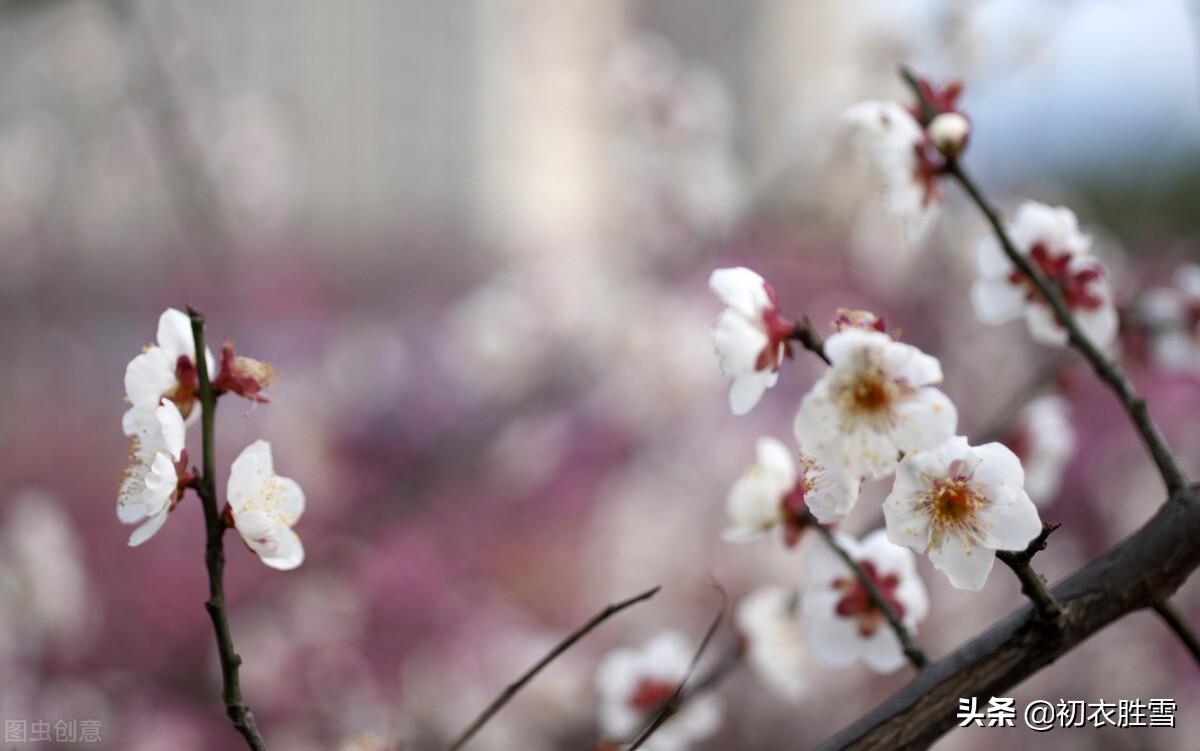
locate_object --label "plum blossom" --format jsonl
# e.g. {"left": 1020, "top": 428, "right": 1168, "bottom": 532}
{"left": 118, "top": 399, "right": 189, "bottom": 546}
{"left": 793, "top": 329, "right": 957, "bottom": 482}
{"left": 735, "top": 585, "right": 806, "bottom": 700}
{"left": 709, "top": 267, "right": 797, "bottom": 415}
{"left": 844, "top": 101, "right": 939, "bottom": 240}
{"left": 124, "top": 308, "right": 215, "bottom": 424}
{"left": 723, "top": 437, "right": 858, "bottom": 545}
{"left": 802, "top": 530, "right": 928, "bottom": 673}
{"left": 970, "top": 202, "right": 1118, "bottom": 349}
{"left": 595, "top": 630, "right": 721, "bottom": 751}
{"left": 1003, "top": 395, "right": 1076, "bottom": 506}
{"left": 227, "top": 440, "right": 305, "bottom": 571}
{"left": 884, "top": 436, "right": 1042, "bottom": 590}
{"left": 1136, "top": 263, "right": 1200, "bottom": 374}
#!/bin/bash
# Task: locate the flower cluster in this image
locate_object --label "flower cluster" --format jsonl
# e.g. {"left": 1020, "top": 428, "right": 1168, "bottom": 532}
{"left": 701, "top": 74, "right": 1090, "bottom": 678}
{"left": 118, "top": 308, "right": 304, "bottom": 569}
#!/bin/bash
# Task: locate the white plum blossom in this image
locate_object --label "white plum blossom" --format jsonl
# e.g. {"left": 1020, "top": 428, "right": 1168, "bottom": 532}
{"left": 802, "top": 530, "right": 928, "bottom": 673}
{"left": 118, "top": 398, "right": 187, "bottom": 546}
{"left": 970, "top": 202, "right": 1118, "bottom": 349}
{"left": 793, "top": 329, "right": 957, "bottom": 482}
{"left": 1004, "top": 395, "right": 1076, "bottom": 506}
{"left": 884, "top": 436, "right": 1042, "bottom": 590}
{"left": 843, "top": 101, "right": 940, "bottom": 241}
{"left": 709, "top": 267, "right": 797, "bottom": 415}
{"left": 595, "top": 630, "right": 722, "bottom": 751}
{"left": 735, "top": 585, "right": 806, "bottom": 701}
{"left": 227, "top": 440, "right": 306, "bottom": 571}
{"left": 1137, "top": 263, "right": 1200, "bottom": 374}
{"left": 124, "top": 307, "right": 215, "bottom": 424}
{"left": 723, "top": 437, "right": 858, "bottom": 545}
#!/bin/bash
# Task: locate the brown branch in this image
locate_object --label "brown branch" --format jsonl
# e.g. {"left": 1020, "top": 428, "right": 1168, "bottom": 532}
{"left": 809, "top": 517, "right": 929, "bottom": 670}
{"left": 447, "top": 585, "right": 662, "bottom": 751}
{"left": 995, "top": 522, "right": 1063, "bottom": 625}
{"left": 1151, "top": 600, "right": 1200, "bottom": 667}
{"left": 901, "top": 66, "right": 1188, "bottom": 496}
{"left": 818, "top": 483, "right": 1200, "bottom": 750}
{"left": 189, "top": 308, "right": 268, "bottom": 751}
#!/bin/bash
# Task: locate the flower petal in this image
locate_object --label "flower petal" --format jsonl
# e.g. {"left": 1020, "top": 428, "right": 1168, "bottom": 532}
{"left": 929, "top": 534, "right": 996, "bottom": 591}
{"left": 971, "top": 278, "right": 1026, "bottom": 324}
{"left": 709, "top": 267, "right": 769, "bottom": 319}
{"left": 889, "top": 388, "right": 958, "bottom": 454}
{"left": 128, "top": 507, "right": 170, "bottom": 547}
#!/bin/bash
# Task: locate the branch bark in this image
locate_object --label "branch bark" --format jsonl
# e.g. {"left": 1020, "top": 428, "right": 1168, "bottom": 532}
{"left": 1151, "top": 600, "right": 1200, "bottom": 667}
{"left": 189, "top": 308, "right": 268, "bottom": 751}
{"left": 448, "top": 585, "right": 661, "bottom": 751}
{"left": 996, "top": 522, "right": 1063, "bottom": 625}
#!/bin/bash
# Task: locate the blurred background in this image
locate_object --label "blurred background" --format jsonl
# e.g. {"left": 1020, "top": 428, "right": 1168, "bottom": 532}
{"left": 1, "top": 0, "right": 1199, "bottom": 748}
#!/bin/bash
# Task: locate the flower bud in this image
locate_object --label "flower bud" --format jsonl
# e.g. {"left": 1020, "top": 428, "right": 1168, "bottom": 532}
{"left": 927, "top": 112, "right": 970, "bottom": 157}
{"left": 213, "top": 342, "right": 277, "bottom": 403}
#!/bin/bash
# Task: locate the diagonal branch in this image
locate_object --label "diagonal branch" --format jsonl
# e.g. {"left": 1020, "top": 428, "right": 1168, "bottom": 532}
{"left": 809, "top": 517, "right": 929, "bottom": 670}
{"left": 1151, "top": 599, "right": 1200, "bottom": 667}
{"left": 626, "top": 596, "right": 729, "bottom": 751}
{"left": 189, "top": 308, "right": 268, "bottom": 751}
{"left": 900, "top": 67, "right": 1188, "bottom": 496}
{"left": 448, "top": 585, "right": 662, "bottom": 751}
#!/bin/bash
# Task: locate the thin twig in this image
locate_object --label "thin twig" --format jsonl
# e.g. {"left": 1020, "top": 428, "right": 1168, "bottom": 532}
{"left": 447, "top": 585, "right": 662, "bottom": 751}
{"left": 901, "top": 66, "right": 1188, "bottom": 496}
{"left": 626, "top": 594, "right": 729, "bottom": 750}
{"left": 996, "top": 522, "right": 1063, "bottom": 625}
{"left": 189, "top": 308, "right": 268, "bottom": 751}
{"left": 791, "top": 316, "right": 831, "bottom": 364}
{"left": 1151, "top": 600, "right": 1200, "bottom": 667}
{"left": 808, "top": 517, "right": 928, "bottom": 669}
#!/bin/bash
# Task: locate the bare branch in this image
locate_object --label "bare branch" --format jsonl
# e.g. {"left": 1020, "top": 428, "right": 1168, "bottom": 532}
{"left": 996, "top": 522, "right": 1063, "bottom": 625}
{"left": 1151, "top": 599, "right": 1200, "bottom": 667}
{"left": 448, "top": 585, "right": 662, "bottom": 751}
{"left": 189, "top": 308, "right": 268, "bottom": 751}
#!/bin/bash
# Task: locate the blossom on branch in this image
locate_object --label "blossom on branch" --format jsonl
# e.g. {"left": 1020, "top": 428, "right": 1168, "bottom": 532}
{"left": 971, "top": 202, "right": 1118, "bottom": 349}
{"left": 1136, "top": 262, "right": 1200, "bottom": 374}
{"left": 123, "top": 307, "right": 215, "bottom": 424}
{"left": 118, "top": 399, "right": 188, "bottom": 546}
{"left": 595, "top": 630, "right": 722, "bottom": 751}
{"left": 735, "top": 585, "right": 807, "bottom": 701}
{"left": 709, "top": 267, "right": 797, "bottom": 415}
{"left": 883, "top": 436, "right": 1042, "bottom": 590}
{"left": 723, "top": 437, "right": 858, "bottom": 546}
{"left": 1003, "top": 395, "right": 1076, "bottom": 506}
{"left": 802, "top": 530, "right": 927, "bottom": 674}
{"left": 227, "top": 440, "right": 306, "bottom": 570}
{"left": 793, "top": 329, "right": 957, "bottom": 484}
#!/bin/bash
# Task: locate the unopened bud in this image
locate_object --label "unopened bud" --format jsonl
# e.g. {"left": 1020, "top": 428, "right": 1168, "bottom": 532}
{"left": 927, "top": 112, "right": 970, "bottom": 157}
